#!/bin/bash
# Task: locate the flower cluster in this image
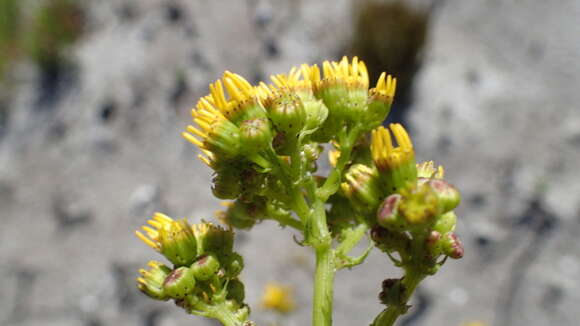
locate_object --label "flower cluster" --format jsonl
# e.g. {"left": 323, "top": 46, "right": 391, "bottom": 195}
{"left": 135, "top": 213, "right": 249, "bottom": 325}
{"left": 135, "top": 56, "right": 463, "bottom": 326}
{"left": 182, "top": 57, "right": 395, "bottom": 216}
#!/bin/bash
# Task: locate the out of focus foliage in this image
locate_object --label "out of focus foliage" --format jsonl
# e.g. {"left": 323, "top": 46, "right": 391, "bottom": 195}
{"left": 0, "top": 0, "right": 21, "bottom": 78}
{"left": 0, "top": 0, "right": 84, "bottom": 81}
{"left": 350, "top": 0, "right": 428, "bottom": 109}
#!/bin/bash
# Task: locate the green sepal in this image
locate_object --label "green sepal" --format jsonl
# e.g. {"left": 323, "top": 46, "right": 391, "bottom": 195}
{"left": 163, "top": 266, "right": 196, "bottom": 299}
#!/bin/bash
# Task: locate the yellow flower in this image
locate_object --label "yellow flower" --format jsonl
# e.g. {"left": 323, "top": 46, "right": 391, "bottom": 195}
{"left": 371, "top": 123, "right": 414, "bottom": 172}
{"left": 135, "top": 213, "right": 198, "bottom": 266}
{"left": 261, "top": 282, "right": 295, "bottom": 313}
{"left": 366, "top": 72, "right": 397, "bottom": 125}
{"left": 417, "top": 161, "right": 445, "bottom": 179}
{"left": 370, "top": 72, "right": 397, "bottom": 105}
{"left": 182, "top": 94, "right": 241, "bottom": 165}
{"left": 320, "top": 56, "right": 369, "bottom": 91}
{"left": 371, "top": 124, "right": 417, "bottom": 191}
{"left": 461, "top": 322, "right": 487, "bottom": 326}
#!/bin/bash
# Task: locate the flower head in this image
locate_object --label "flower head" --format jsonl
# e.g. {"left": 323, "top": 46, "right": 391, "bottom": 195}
{"left": 182, "top": 95, "right": 241, "bottom": 161}
{"left": 136, "top": 260, "right": 172, "bottom": 300}
{"left": 371, "top": 123, "right": 417, "bottom": 191}
{"left": 135, "top": 213, "right": 198, "bottom": 266}
{"left": 367, "top": 72, "right": 397, "bottom": 125}
{"left": 417, "top": 161, "right": 445, "bottom": 179}
{"left": 315, "top": 56, "right": 370, "bottom": 128}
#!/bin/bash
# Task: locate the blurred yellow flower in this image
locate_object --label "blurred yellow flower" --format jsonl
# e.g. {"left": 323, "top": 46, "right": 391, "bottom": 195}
{"left": 261, "top": 282, "right": 295, "bottom": 313}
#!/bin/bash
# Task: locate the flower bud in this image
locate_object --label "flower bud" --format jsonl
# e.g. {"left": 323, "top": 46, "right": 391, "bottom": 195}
{"left": 398, "top": 183, "right": 440, "bottom": 227}
{"left": 303, "top": 99, "right": 329, "bottom": 133}
{"left": 191, "top": 253, "right": 221, "bottom": 281}
{"left": 427, "top": 179, "right": 461, "bottom": 213}
{"left": 136, "top": 261, "right": 172, "bottom": 301}
{"left": 433, "top": 211, "right": 457, "bottom": 234}
{"left": 416, "top": 161, "right": 444, "bottom": 179}
{"left": 425, "top": 230, "right": 443, "bottom": 257}
{"left": 136, "top": 214, "right": 198, "bottom": 266}
{"left": 193, "top": 223, "right": 234, "bottom": 256}
{"left": 222, "top": 252, "right": 244, "bottom": 278}
{"left": 239, "top": 168, "right": 268, "bottom": 202}
{"left": 212, "top": 167, "right": 242, "bottom": 200}
{"left": 370, "top": 225, "right": 410, "bottom": 255}
{"left": 239, "top": 118, "right": 274, "bottom": 153}
{"left": 267, "top": 92, "right": 306, "bottom": 136}
{"left": 441, "top": 232, "right": 464, "bottom": 259}
{"left": 303, "top": 142, "right": 322, "bottom": 162}
{"left": 216, "top": 200, "right": 266, "bottom": 230}
{"left": 376, "top": 194, "right": 406, "bottom": 231}
{"left": 226, "top": 278, "right": 246, "bottom": 303}
{"left": 163, "top": 266, "right": 196, "bottom": 299}
{"left": 183, "top": 117, "right": 241, "bottom": 159}
{"left": 341, "top": 164, "right": 381, "bottom": 213}
{"left": 158, "top": 219, "right": 199, "bottom": 266}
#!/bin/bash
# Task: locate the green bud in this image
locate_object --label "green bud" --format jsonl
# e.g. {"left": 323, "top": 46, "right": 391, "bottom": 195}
{"left": 137, "top": 261, "right": 172, "bottom": 301}
{"left": 341, "top": 164, "right": 381, "bottom": 213}
{"left": 222, "top": 252, "right": 244, "bottom": 278}
{"left": 191, "top": 253, "right": 221, "bottom": 281}
{"left": 366, "top": 99, "right": 392, "bottom": 128}
{"left": 398, "top": 183, "right": 440, "bottom": 227}
{"left": 427, "top": 179, "right": 461, "bottom": 213}
{"left": 376, "top": 194, "right": 406, "bottom": 231}
{"left": 425, "top": 230, "right": 443, "bottom": 257}
{"left": 226, "top": 278, "right": 246, "bottom": 303}
{"left": 370, "top": 225, "right": 410, "bottom": 256}
{"left": 433, "top": 211, "right": 457, "bottom": 234}
{"left": 441, "top": 232, "right": 464, "bottom": 259}
{"left": 239, "top": 118, "right": 274, "bottom": 153}
{"left": 303, "top": 142, "right": 322, "bottom": 162}
{"left": 217, "top": 200, "right": 266, "bottom": 230}
{"left": 163, "top": 266, "right": 196, "bottom": 299}
{"left": 194, "top": 223, "right": 234, "bottom": 256}
{"left": 212, "top": 167, "right": 242, "bottom": 200}
{"left": 239, "top": 168, "right": 268, "bottom": 202}
{"left": 175, "top": 294, "right": 200, "bottom": 311}
{"left": 302, "top": 99, "right": 329, "bottom": 133}
{"left": 267, "top": 93, "right": 306, "bottom": 136}
{"left": 158, "top": 219, "right": 198, "bottom": 267}
{"left": 204, "top": 119, "right": 242, "bottom": 159}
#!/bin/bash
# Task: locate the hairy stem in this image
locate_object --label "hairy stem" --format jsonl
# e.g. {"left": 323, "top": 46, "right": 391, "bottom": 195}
{"left": 313, "top": 240, "right": 335, "bottom": 326}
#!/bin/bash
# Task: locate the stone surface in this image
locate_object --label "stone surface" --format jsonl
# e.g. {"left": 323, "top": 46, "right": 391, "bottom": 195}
{"left": 1, "top": 0, "right": 579, "bottom": 326}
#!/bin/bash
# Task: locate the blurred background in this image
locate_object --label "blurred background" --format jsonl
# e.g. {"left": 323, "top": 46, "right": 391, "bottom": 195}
{"left": 0, "top": 0, "right": 579, "bottom": 325}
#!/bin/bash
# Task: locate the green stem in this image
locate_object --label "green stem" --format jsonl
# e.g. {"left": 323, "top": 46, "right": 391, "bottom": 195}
{"left": 192, "top": 301, "right": 243, "bottom": 326}
{"left": 310, "top": 197, "right": 335, "bottom": 326}
{"left": 371, "top": 268, "right": 425, "bottom": 326}
{"left": 313, "top": 243, "right": 335, "bottom": 326}
{"left": 269, "top": 212, "right": 303, "bottom": 231}
{"left": 336, "top": 223, "right": 369, "bottom": 256}
{"left": 316, "top": 126, "right": 362, "bottom": 201}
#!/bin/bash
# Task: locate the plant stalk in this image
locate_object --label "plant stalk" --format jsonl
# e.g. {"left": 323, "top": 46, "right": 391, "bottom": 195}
{"left": 371, "top": 268, "right": 425, "bottom": 326}
{"left": 313, "top": 243, "right": 335, "bottom": 326}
